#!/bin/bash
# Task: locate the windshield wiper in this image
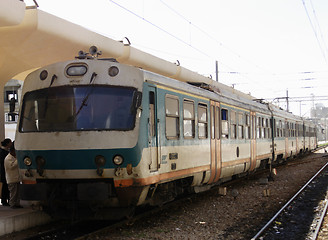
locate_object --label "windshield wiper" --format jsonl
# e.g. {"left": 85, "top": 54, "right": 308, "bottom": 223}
{"left": 43, "top": 74, "right": 58, "bottom": 118}
{"left": 75, "top": 72, "right": 97, "bottom": 117}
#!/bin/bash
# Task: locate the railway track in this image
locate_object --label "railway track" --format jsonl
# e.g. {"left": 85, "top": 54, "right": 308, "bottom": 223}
{"left": 310, "top": 191, "right": 328, "bottom": 240}
{"left": 252, "top": 160, "right": 328, "bottom": 240}
{"left": 5, "top": 149, "right": 327, "bottom": 240}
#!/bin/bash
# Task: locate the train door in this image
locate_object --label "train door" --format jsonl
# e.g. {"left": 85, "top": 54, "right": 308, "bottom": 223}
{"left": 208, "top": 101, "right": 221, "bottom": 184}
{"left": 250, "top": 112, "right": 257, "bottom": 171}
{"left": 148, "top": 87, "right": 159, "bottom": 172}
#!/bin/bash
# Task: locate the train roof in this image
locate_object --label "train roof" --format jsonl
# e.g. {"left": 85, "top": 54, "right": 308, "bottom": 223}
{"left": 143, "top": 69, "right": 306, "bottom": 123}
{"left": 143, "top": 70, "right": 269, "bottom": 113}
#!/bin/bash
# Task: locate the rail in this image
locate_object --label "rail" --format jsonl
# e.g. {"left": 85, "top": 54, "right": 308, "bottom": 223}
{"left": 311, "top": 193, "right": 328, "bottom": 240}
{"left": 251, "top": 161, "right": 328, "bottom": 240}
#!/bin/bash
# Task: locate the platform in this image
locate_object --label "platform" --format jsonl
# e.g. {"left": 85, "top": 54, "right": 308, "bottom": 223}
{"left": 0, "top": 201, "right": 52, "bottom": 237}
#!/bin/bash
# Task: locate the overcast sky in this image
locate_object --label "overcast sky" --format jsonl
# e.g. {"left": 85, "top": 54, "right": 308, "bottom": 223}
{"left": 31, "top": 0, "right": 328, "bottom": 117}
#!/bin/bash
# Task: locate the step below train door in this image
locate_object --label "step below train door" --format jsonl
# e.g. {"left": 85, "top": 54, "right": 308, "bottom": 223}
{"left": 148, "top": 86, "right": 159, "bottom": 172}
{"left": 208, "top": 101, "right": 221, "bottom": 184}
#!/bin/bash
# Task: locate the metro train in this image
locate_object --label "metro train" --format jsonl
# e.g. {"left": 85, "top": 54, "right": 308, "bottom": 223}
{"left": 15, "top": 48, "right": 317, "bottom": 219}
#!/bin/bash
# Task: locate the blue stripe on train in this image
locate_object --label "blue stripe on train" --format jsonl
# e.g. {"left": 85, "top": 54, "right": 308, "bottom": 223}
{"left": 16, "top": 146, "right": 142, "bottom": 170}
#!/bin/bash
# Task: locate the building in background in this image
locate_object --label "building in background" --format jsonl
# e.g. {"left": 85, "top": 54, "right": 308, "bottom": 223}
{"left": 311, "top": 103, "right": 328, "bottom": 142}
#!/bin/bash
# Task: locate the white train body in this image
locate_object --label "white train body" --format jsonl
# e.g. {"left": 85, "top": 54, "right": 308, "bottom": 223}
{"left": 15, "top": 57, "right": 317, "bottom": 219}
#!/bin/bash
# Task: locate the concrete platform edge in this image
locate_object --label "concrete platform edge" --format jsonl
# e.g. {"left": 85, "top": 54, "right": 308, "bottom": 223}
{"left": 0, "top": 210, "right": 52, "bottom": 236}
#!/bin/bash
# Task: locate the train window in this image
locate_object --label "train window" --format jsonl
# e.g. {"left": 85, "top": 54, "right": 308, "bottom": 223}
{"left": 262, "top": 118, "right": 266, "bottom": 138}
{"left": 216, "top": 107, "right": 220, "bottom": 140}
{"left": 238, "top": 113, "right": 244, "bottom": 139}
{"left": 257, "top": 117, "right": 261, "bottom": 139}
{"left": 231, "top": 111, "right": 237, "bottom": 139}
{"left": 183, "top": 100, "right": 195, "bottom": 138}
{"left": 149, "top": 92, "right": 155, "bottom": 137}
{"left": 231, "top": 125, "right": 236, "bottom": 139}
{"left": 210, "top": 106, "right": 220, "bottom": 139}
{"left": 221, "top": 109, "right": 229, "bottom": 138}
{"left": 231, "top": 111, "right": 236, "bottom": 123}
{"left": 198, "top": 104, "right": 208, "bottom": 139}
{"left": 245, "top": 114, "right": 250, "bottom": 139}
{"left": 238, "top": 125, "right": 244, "bottom": 139}
{"left": 238, "top": 113, "right": 244, "bottom": 125}
{"left": 262, "top": 118, "right": 265, "bottom": 127}
{"left": 290, "top": 123, "right": 293, "bottom": 137}
{"left": 19, "top": 86, "right": 137, "bottom": 132}
{"left": 165, "top": 95, "right": 179, "bottom": 139}
{"left": 211, "top": 106, "right": 215, "bottom": 139}
{"left": 278, "top": 120, "right": 282, "bottom": 137}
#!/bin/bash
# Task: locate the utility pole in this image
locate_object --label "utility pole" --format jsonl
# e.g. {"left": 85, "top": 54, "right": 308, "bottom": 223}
{"left": 215, "top": 60, "right": 218, "bottom": 82}
{"left": 286, "top": 89, "right": 289, "bottom": 112}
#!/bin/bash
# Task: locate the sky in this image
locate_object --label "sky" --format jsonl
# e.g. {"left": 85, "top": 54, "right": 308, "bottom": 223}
{"left": 27, "top": 0, "right": 328, "bottom": 117}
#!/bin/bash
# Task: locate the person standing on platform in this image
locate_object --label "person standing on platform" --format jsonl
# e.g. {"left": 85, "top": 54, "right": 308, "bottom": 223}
{"left": 0, "top": 138, "right": 12, "bottom": 206}
{"left": 4, "top": 142, "right": 22, "bottom": 208}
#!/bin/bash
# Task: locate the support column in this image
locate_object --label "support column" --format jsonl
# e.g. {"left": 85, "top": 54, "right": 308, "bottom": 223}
{"left": 0, "top": 81, "right": 5, "bottom": 141}
{"left": 0, "top": 72, "right": 13, "bottom": 141}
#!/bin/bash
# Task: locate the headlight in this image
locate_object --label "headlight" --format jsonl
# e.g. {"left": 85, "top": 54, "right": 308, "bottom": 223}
{"left": 23, "top": 157, "right": 32, "bottom": 166}
{"left": 66, "top": 65, "right": 87, "bottom": 76}
{"left": 108, "top": 66, "right": 119, "bottom": 77}
{"left": 113, "top": 155, "right": 123, "bottom": 166}
{"left": 95, "top": 155, "right": 106, "bottom": 167}
{"left": 39, "top": 70, "right": 48, "bottom": 80}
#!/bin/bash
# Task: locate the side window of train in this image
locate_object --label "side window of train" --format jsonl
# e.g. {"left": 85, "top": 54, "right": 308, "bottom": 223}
{"left": 245, "top": 114, "right": 250, "bottom": 139}
{"left": 211, "top": 106, "right": 220, "bottom": 140}
{"left": 277, "top": 120, "right": 282, "bottom": 137}
{"left": 257, "top": 117, "right": 261, "bottom": 139}
{"left": 290, "top": 123, "right": 293, "bottom": 137}
{"left": 149, "top": 91, "right": 155, "bottom": 137}
{"left": 165, "top": 95, "right": 179, "bottom": 139}
{"left": 262, "top": 118, "right": 266, "bottom": 138}
{"left": 268, "top": 119, "right": 271, "bottom": 138}
{"left": 238, "top": 113, "right": 244, "bottom": 139}
{"left": 230, "top": 111, "right": 237, "bottom": 139}
{"left": 198, "top": 103, "right": 208, "bottom": 139}
{"left": 211, "top": 106, "right": 215, "bottom": 139}
{"left": 221, "top": 109, "right": 229, "bottom": 138}
{"left": 183, "top": 99, "right": 195, "bottom": 139}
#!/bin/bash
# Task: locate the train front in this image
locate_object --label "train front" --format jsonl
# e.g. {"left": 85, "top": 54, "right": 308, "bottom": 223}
{"left": 15, "top": 55, "right": 145, "bottom": 219}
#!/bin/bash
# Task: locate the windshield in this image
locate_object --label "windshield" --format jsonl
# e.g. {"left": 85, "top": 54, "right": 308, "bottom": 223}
{"left": 19, "top": 86, "right": 137, "bottom": 132}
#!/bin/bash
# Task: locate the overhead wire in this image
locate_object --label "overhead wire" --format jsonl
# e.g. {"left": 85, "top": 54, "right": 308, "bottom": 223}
{"left": 108, "top": 0, "right": 326, "bottom": 105}
{"left": 157, "top": 0, "right": 273, "bottom": 92}
{"left": 309, "top": 0, "right": 328, "bottom": 54}
{"left": 301, "top": 0, "right": 328, "bottom": 64}
{"left": 159, "top": 0, "right": 272, "bottom": 74}
{"left": 108, "top": 0, "right": 234, "bottom": 71}
{"left": 107, "top": 0, "right": 273, "bottom": 91}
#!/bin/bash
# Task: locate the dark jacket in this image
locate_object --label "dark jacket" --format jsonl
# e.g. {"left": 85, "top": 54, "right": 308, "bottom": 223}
{"left": 0, "top": 147, "right": 9, "bottom": 182}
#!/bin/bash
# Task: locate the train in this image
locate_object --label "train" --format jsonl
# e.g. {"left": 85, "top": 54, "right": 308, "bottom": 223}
{"left": 15, "top": 47, "right": 317, "bottom": 219}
